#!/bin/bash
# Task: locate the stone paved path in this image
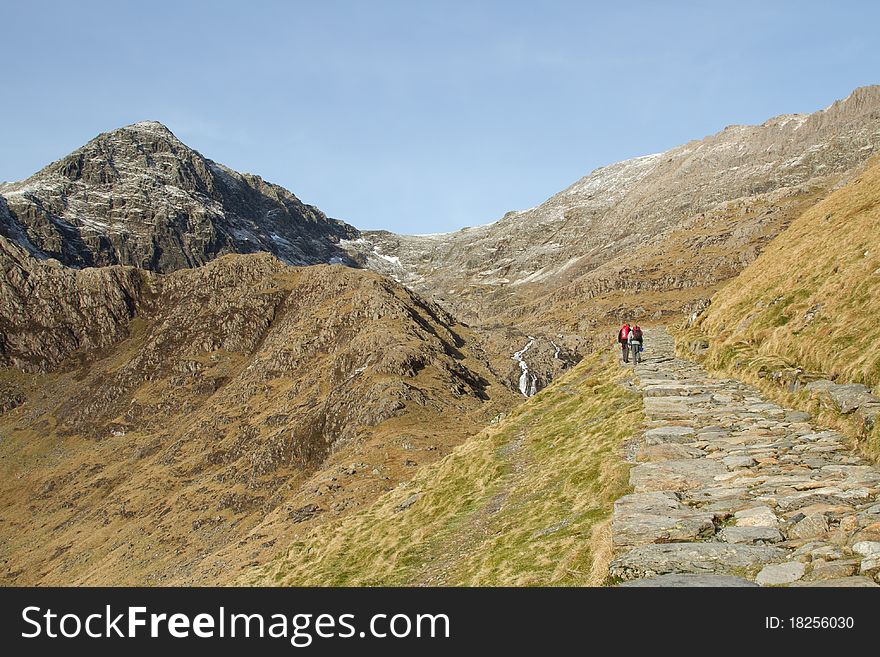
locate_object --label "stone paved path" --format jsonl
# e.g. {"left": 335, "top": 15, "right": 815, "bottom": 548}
{"left": 610, "top": 329, "right": 880, "bottom": 587}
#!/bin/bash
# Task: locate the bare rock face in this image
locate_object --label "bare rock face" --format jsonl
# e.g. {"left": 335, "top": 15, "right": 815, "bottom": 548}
{"left": 47, "top": 254, "right": 499, "bottom": 451}
{"left": 345, "top": 86, "right": 880, "bottom": 329}
{"left": 0, "top": 234, "right": 149, "bottom": 372}
{"left": 0, "top": 121, "right": 358, "bottom": 272}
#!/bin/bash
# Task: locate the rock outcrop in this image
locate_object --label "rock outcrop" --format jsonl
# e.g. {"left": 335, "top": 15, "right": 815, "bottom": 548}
{"left": 0, "top": 234, "right": 149, "bottom": 372}
{"left": 806, "top": 381, "right": 880, "bottom": 434}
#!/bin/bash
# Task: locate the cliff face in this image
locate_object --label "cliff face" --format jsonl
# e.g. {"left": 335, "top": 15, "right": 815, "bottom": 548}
{"left": 0, "top": 233, "right": 150, "bottom": 373}
{"left": 0, "top": 121, "right": 358, "bottom": 272}
{"left": 346, "top": 86, "right": 880, "bottom": 329}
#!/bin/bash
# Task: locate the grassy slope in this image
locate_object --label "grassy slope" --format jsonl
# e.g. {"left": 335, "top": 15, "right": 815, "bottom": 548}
{"left": 677, "top": 156, "right": 880, "bottom": 455}
{"left": 245, "top": 351, "right": 641, "bottom": 586}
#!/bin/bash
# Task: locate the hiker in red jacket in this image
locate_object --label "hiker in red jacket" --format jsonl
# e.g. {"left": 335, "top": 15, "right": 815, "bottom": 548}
{"left": 618, "top": 322, "right": 631, "bottom": 362}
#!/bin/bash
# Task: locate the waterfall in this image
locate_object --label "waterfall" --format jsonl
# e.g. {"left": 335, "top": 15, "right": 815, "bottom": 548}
{"left": 512, "top": 337, "right": 538, "bottom": 397}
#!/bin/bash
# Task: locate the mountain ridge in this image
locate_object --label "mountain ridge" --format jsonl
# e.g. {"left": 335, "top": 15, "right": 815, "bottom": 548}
{"left": 344, "top": 85, "right": 880, "bottom": 330}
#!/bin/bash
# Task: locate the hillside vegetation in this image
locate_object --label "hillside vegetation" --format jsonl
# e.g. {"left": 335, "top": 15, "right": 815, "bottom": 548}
{"left": 0, "top": 252, "right": 518, "bottom": 585}
{"left": 678, "top": 156, "right": 880, "bottom": 456}
{"left": 246, "top": 351, "right": 641, "bottom": 586}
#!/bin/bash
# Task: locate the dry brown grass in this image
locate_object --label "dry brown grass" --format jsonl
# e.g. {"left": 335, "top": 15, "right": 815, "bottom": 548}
{"left": 677, "top": 156, "right": 880, "bottom": 457}
{"left": 244, "top": 350, "right": 642, "bottom": 586}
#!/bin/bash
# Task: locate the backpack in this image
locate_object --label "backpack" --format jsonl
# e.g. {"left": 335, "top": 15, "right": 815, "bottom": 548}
{"left": 619, "top": 326, "right": 630, "bottom": 341}
{"left": 632, "top": 327, "right": 643, "bottom": 342}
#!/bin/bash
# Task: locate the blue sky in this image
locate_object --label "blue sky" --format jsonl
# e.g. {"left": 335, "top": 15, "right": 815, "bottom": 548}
{"left": 1, "top": 1, "right": 878, "bottom": 233}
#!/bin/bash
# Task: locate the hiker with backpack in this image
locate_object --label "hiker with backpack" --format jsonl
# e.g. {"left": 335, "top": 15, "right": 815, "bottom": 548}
{"left": 617, "top": 322, "right": 631, "bottom": 363}
{"left": 628, "top": 324, "right": 644, "bottom": 364}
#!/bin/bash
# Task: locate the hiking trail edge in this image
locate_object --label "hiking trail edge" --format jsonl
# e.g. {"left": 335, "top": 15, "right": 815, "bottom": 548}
{"left": 609, "top": 328, "right": 880, "bottom": 587}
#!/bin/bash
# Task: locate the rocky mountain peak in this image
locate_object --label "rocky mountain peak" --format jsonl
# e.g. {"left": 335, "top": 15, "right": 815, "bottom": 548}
{"left": 0, "top": 121, "right": 359, "bottom": 272}
{"left": 124, "top": 119, "right": 176, "bottom": 133}
{"left": 99, "top": 120, "right": 180, "bottom": 146}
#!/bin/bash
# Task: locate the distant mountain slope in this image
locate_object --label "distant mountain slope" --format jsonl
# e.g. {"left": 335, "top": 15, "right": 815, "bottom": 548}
{"left": 0, "top": 121, "right": 358, "bottom": 272}
{"left": 0, "top": 251, "right": 517, "bottom": 584}
{"left": 346, "top": 86, "right": 880, "bottom": 329}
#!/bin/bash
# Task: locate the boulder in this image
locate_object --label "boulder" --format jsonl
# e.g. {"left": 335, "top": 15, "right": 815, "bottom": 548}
{"left": 618, "top": 574, "right": 757, "bottom": 587}
{"left": 609, "top": 543, "right": 785, "bottom": 581}
{"left": 826, "top": 384, "right": 876, "bottom": 414}
{"left": 756, "top": 561, "right": 806, "bottom": 586}
{"left": 629, "top": 459, "right": 727, "bottom": 493}
{"left": 854, "top": 403, "right": 880, "bottom": 432}
{"left": 612, "top": 492, "right": 718, "bottom": 548}
{"left": 806, "top": 381, "right": 880, "bottom": 428}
